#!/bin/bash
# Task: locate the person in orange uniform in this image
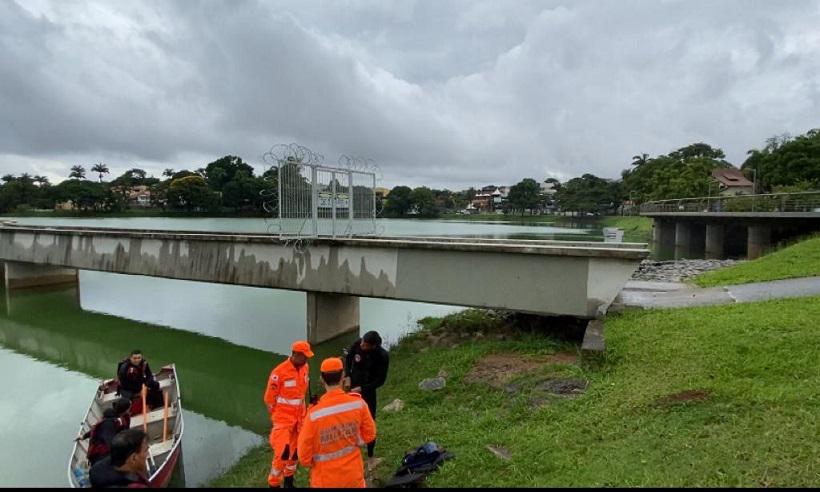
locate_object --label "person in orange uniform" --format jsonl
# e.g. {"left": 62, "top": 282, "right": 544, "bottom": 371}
{"left": 264, "top": 340, "right": 314, "bottom": 488}
{"left": 297, "top": 357, "right": 377, "bottom": 489}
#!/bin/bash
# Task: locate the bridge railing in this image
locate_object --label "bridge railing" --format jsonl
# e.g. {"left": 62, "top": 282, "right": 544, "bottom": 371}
{"left": 639, "top": 191, "right": 820, "bottom": 214}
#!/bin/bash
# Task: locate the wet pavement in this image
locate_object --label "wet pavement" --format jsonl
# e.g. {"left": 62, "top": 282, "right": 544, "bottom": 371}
{"left": 613, "top": 276, "right": 820, "bottom": 310}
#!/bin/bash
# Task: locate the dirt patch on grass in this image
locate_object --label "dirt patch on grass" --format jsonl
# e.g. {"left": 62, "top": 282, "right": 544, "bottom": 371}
{"left": 464, "top": 352, "right": 578, "bottom": 388}
{"left": 657, "top": 389, "right": 711, "bottom": 407}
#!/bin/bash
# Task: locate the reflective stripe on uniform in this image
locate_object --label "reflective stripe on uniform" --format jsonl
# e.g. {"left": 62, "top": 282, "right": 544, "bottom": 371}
{"left": 309, "top": 401, "right": 364, "bottom": 422}
{"left": 269, "top": 466, "right": 282, "bottom": 477}
{"left": 284, "top": 380, "right": 297, "bottom": 388}
{"left": 277, "top": 396, "right": 304, "bottom": 406}
{"left": 313, "top": 445, "right": 357, "bottom": 462}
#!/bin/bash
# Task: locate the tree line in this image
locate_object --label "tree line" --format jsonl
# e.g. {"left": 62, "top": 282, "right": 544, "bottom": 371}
{"left": 2, "top": 128, "right": 818, "bottom": 216}
{"left": 0, "top": 156, "right": 277, "bottom": 214}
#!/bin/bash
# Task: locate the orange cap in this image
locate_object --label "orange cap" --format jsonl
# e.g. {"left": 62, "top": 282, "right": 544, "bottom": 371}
{"left": 291, "top": 340, "right": 314, "bottom": 358}
{"left": 320, "top": 357, "right": 344, "bottom": 373}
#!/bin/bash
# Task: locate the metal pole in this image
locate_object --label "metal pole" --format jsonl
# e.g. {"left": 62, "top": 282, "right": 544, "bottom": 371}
{"left": 348, "top": 172, "right": 354, "bottom": 237}
{"left": 311, "top": 165, "right": 318, "bottom": 237}
{"left": 277, "top": 161, "right": 283, "bottom": 239}
{"left": 372, "top": 173, "right": 377, "bottom": 236}
{"left": 331, "top": 172, "right": 337, "bottom": 239}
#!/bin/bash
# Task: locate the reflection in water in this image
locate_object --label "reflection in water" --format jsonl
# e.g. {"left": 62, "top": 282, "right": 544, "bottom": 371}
{"left": 77, "top": 271, "right": 460, "bottom": 354}
{"left": 0, "top": 286, "right": 355, "bottom": 435}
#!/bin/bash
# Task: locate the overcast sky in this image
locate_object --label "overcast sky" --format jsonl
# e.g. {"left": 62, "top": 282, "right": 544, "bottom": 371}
{"left": 1, "top": 0, "right": 819, "bottom": 189}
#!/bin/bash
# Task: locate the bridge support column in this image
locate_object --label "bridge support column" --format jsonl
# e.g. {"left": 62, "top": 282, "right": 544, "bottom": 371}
{"left": 652, "top": 219, "right": 676, "bottom": 260}
{"left": 674, "top": 222, "right": 693, "bottom": 259}
{"left": 306, "top": 292, "right": 360, "bottom": 344}
{"left": 3, "top": 261, "right": 78, "bottom": 290}
{"left": 747, "top": 224, "right": 772, "bottom": 259}
{"left": 705, "top": 224, "right": 725, "bottom": 259}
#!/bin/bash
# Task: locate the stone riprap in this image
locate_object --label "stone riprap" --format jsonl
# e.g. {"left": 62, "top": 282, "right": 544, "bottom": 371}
{"left": 631, "top": 259, "right": 741, "bottom": 283}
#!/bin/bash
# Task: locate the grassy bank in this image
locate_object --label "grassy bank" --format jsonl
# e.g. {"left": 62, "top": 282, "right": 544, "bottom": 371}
{"left": 553, "top": 215, "right": 653, "bottom": 243}
{"left": 695, "top": 235, "right": 820, "bottom": 287}
{"left": 210, "top": 300, "right": 820, "bottom": 487}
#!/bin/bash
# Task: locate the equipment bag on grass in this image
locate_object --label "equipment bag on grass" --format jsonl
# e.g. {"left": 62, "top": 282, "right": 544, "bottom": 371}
{"left": 384, "top": 442, "right": 455, "bottom": 488}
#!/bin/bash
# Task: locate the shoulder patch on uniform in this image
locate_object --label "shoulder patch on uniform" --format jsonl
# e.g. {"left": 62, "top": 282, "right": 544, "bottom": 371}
{"left": 271, "top": 374, "right": 279, "bottom": 381}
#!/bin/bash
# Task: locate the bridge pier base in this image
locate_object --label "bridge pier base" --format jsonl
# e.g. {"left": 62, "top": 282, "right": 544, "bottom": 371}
{"left": 306, "top": 292, "right": 360, "bottom": 344}
{"left": 674, "top": 222, "right": 693, "bottom": 259}
{"left": 747, "top": 224, "right": 772, "bottom": 259}
{"left": 705, "top": 224, "right": 725, "bottom": 259}
{"left": 653, "top": 219, "right": 676, "bottom": 260}
{"left": 3, "top": 261, "right": 78, "bottom": 290}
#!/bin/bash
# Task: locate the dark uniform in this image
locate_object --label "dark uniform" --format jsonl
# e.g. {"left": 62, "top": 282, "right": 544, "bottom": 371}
{"left": 344, "top": 338, "right": 389, "bottom": 457}
{"left": 82, "top": 409, "right": 131, "bottom": 465}
{"left": 89, "top": 456, "right": 149, "bottom": 488}
{"left": 117, "top": 358, "right": 162, "bottom": 409}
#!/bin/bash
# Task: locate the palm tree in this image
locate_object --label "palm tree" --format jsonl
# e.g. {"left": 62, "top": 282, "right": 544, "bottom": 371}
{"left": 163, "top": 168, "right": 175, "bottom": 178}
{"left": 1, "top": 174, "right": 14, "bottom": 183}
{"left": 33, "top": 175, "right": 50, "bottom": 187}
{"left": 19, "top": 173, "right": 33, "bottom": 183}
{"left": 91, "top": 162, "right": 110, "bottom": 182}
{"left": 69, "top": 165, "right": 86, "bottom": 180}
{"left": 631, "top": 153, "right": 649, "bottom": 167}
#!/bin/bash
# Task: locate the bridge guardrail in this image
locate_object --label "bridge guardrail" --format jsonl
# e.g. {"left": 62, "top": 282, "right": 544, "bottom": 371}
{"left": 639, "top": 191, "right": 820, "bottom": 214}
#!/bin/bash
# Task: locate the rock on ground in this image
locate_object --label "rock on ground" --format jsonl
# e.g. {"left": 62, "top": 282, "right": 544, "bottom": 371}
{"left": 382, "top": 398, "right": 405, "bottom": 412}
{"left": 419, "top": 377, "right": 447, "bottom": 391}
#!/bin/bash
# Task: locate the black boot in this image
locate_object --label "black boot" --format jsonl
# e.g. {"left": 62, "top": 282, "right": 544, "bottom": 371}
{"left": 283, "top": 476, "right": 296, "bottom": 488}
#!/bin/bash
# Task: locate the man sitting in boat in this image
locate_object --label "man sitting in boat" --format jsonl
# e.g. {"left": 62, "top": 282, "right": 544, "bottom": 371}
{"left": 89, "top": 428, "right": 150, "bottom": 488}
{"left": 117, "top": 349, "right": 163, "bottom": 410}
{"left": 75, "top": 397, "right": 132, "bottom": 466}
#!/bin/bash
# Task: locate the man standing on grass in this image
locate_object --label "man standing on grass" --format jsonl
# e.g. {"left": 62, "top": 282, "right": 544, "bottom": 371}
{"left": 264, "top": 340, "right": 313, "bottom": 488}
{"left": 344, "top": 330, "right": 389, "bottom": 462}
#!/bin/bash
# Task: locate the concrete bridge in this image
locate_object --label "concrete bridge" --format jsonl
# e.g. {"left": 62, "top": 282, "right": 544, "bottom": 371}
{"left": 0, "top": 224, "right": 648, "bottom": 343}
{"left": 640, "top": 191, "right": 820, "bottom": 260}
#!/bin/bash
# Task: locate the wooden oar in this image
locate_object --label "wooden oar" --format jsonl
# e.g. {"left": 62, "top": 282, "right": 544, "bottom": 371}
{"left": 162, "top": 390, "right": 169, "bottom": 443}
{"left": 141, "top": 384, "right": 148, "bottom": 433}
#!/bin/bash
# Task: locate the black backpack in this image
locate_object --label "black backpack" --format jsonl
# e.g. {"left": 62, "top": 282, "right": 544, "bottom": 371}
{"left": 384, "top": 442, "right": 455, "bottom": 488}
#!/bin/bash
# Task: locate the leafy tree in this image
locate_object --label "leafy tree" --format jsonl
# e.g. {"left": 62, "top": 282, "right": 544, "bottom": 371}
{"left": 167, "top": 175, "right": 220, "bottom": 212}
{"left": 741, "top": 129, "right": 820, "bottom": 192}
{"left": 383, "top": 186, "right": 413, "bottom": 216}
{"left": 69, "top": 165, "right": 86, "bottom": 180}
{"left": 410, "top": 186, "right": 438, "bottom": 218}
{"left": 506, "top": 178, "right": 541, "bottom": 215}
{"left": 52, "top": 179, "right": 108, "bottom": 211}
{"left": 91, "top": 163, "right": 110, "bottom": 182}
{"left": 622, "top": 142, "right": 731, "bottom": 202}
{"left": 163, "top": 168, "right": 176, "bottom": 178}
{"left": 555, "top": 174, "right": 621, "bottom": 214}
{"left": 204, "top": 156, "right": 255, "bottom": 192}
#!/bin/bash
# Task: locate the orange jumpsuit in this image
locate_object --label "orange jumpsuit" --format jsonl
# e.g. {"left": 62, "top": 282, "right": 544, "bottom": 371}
{"left": 297, "top": 388, "right": 377, "bottom": 488}
{"left": 263, "top": 358, "right": 309, "bottom": 487}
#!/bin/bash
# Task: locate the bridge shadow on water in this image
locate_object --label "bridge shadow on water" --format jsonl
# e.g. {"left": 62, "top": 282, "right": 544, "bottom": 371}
{"left": 0, "top": 285, "right": 358, "bottom": 436}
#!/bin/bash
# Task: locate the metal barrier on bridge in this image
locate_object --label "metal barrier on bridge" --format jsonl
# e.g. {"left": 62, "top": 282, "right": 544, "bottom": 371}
{"left": 264, "top": 144, "right": 379, "bottom": 239}
{"left": 639, "top": 191, "right": 820, "bottom": 214}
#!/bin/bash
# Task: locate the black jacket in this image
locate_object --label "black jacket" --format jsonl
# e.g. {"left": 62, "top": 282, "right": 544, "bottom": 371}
{"left": 89, "top": 456, "right": 149, "bottom": 488}
{"left": 344, "top": 339, "right": 389, "bottom": 395}
{"left": 117, "top": 359, "right": 158, "bottom": 395}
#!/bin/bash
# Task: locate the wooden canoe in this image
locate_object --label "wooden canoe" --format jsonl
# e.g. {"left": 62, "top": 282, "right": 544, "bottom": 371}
{"left": 67, "top": 364, "right": 184, "bottom": 488}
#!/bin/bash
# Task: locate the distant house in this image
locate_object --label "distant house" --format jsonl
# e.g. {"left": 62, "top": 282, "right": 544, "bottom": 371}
{"left": 128, "top": 185, "right": 153, "bottom": 207}
{"left": 712, "top": 169, "right": 754, "bottom": 196}
{"left": 471, "top": 192, "right": 494, "bottom": 212}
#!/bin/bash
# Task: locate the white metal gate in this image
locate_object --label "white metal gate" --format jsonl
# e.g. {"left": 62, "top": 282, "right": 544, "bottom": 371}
{"left": 277, "top": 161, "right": 376, "bottom": 238}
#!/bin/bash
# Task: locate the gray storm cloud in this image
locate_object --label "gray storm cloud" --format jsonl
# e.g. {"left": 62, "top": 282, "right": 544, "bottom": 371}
{"left": 1, "top": 0, "right": 819, "bottom": 189}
